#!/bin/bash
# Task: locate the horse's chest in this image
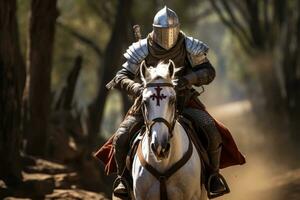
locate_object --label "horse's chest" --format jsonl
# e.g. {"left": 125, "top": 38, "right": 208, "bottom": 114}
{"left": 133, "top": 158, "right": 201, "bottom": 200}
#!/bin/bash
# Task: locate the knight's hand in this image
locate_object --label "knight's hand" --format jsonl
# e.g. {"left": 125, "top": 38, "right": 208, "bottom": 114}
{"left": 174, "top": 77, "right": 189, "bottom": 91}
{"left": 131, "top": 82, "right": 144, "bottom": 97}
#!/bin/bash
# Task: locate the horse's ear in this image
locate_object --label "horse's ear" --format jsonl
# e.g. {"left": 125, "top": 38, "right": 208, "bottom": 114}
{"left": 168, "top": 60, "right": 175, "bottom": 79}
{"left": 140, "top": 60, "right": 149, "bottom": 83}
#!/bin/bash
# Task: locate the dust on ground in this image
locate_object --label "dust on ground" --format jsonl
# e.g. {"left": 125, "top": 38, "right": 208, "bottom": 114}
{"left": 209, "top": 100, "right": 300, "bottom": 200}
{"left": 1, "top": 100, "right": 299, "bottom": 200}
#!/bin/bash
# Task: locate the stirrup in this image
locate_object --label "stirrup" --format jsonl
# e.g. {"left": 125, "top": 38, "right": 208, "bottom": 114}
{"left": 113, "top": 176, "right": 130, "bottom": 199}
{"left": 207, "top": 173, "right": 230, "bottom": 199}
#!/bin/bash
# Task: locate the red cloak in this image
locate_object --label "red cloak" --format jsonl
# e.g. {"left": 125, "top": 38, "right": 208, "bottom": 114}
{"left": 94, "top": 98, "right": 246, "bottom": 175}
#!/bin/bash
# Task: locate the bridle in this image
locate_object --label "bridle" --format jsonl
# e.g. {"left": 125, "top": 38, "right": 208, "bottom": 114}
{"left": 135, "top": 62, "right": 196, "bottom": 200}
{"left": 137, "top": 81, "right": 193, "bottom": 200}
{"left": 141, "top": 82, "right": 177, "bottom": 138}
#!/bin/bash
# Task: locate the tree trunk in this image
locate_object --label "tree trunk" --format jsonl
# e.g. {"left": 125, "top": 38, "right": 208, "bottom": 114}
{"left": 26, "top": 0, "right": 58, "bottom": 156}
{"left": 87, "top": 0, "right": 132, "bottom": 147}
{"left": 0, "top": 0, "right": 26, "bottom": 185}
{"left": 55, "top": 55, "right": 83, "bottom": 110}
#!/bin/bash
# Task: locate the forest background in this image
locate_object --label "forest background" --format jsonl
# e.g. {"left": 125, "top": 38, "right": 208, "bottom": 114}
{"left": 1, "top": 0, "right": 299, "bottom": 199}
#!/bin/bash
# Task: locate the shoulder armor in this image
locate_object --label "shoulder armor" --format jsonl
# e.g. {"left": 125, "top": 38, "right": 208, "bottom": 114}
{"left": 124, "top": 38, "right": 148, "bottom": 64}
{"left": 185, "top": 36, "right": 209, "bottom": 55}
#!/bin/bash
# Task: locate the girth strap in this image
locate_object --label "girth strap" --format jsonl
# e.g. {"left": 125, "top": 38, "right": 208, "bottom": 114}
{"left": 137, "top": 136, "right": 193, "bottom": 200}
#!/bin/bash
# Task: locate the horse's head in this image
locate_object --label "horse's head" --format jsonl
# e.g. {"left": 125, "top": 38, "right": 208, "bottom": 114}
{"left": 140, "top": 60, "right": 177, "bottom": 160}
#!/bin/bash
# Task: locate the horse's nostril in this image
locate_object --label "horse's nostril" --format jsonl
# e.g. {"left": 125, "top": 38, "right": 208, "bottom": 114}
{"left": 151, "top": 143, "right": 156, "bottom": 153}
{"left": 165, "top": 143, "right": 170, "bottom": 152}
{"left": 161, "top": 140, "right": 170, "bottom": 151}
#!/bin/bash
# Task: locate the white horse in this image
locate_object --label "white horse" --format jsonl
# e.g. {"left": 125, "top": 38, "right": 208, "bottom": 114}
{"left": 131, "top": 60, "right": 207, "bottom": 200}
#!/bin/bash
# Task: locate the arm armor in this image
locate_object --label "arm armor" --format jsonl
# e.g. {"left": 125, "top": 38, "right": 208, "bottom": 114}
{"left": 105, "top": 38, "right": 148, "bottom": 96}
{"left": 184, "top": 61, "right": 216, "bottom": 86}
{"left": 106, "top": 68, "right": 141, "bottom": 97}
{"left": 184, "top": 34, "right": 215, "bottom": 86}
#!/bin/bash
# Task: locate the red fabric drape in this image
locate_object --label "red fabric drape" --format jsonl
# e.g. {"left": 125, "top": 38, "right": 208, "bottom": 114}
{"left": 94, "top": 98, "right": 246, "bottom": 175}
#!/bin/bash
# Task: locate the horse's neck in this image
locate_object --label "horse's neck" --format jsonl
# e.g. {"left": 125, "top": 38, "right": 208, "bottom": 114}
{"left": 142, "top": 121, "right": 189, "bottom": 172}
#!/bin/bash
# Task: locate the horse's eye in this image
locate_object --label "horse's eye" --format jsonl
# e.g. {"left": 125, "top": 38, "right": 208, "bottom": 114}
{"left": 169, "top": 97, "right": 176, "bottom": 105}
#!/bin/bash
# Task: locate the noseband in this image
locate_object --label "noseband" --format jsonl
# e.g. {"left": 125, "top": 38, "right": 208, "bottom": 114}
{"left": 142, "top": 82, "right": 177, "bottom": 138}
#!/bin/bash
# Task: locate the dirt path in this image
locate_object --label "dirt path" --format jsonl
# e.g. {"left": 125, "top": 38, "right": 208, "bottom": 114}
{"left": 209, "top": 100, "right": 300, "bottom": 200}
{"left": 2, "top": 100, "right": 299, "bottom": 200}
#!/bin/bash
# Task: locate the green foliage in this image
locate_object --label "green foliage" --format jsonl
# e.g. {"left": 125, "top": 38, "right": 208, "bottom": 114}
{"left": 52, "top": 0, "right": 114, "bottom": 106}
{"left": 16, "top": 0, "right": 256, "bottom": 137}
{"left": 101, "top": 91, "right": 123, "bottom": 139}
{"left": 17, "top": 0, "right": 30, "bottom": 58}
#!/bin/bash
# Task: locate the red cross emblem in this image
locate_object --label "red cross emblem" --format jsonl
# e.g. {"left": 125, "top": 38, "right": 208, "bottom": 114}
{"left": 150, "top": 86, "right": 167, "bottom": 106}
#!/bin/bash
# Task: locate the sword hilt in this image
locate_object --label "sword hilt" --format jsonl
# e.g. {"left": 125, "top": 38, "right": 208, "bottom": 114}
{"left": 133, "top": 24, "right": 142, "bottom": 41}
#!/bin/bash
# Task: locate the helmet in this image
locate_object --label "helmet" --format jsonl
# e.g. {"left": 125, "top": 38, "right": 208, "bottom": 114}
{"left": 152, "top": 6, "right": 180, "bottom": 50}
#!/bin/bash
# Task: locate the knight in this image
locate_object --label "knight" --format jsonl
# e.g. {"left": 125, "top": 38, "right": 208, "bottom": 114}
{"left": 101, "top": 6, "right": 245, "bottom": 199}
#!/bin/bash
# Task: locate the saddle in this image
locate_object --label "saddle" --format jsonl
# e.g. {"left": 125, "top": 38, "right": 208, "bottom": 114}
{"left": 124, "top": 115, "right": 212, "bottom": 189}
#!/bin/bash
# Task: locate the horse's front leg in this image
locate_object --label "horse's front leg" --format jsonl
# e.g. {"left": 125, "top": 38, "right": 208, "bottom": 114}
{"left": 132, "top": 176, "right": 148, "bottom": 200}
{"left": 133, "top": 174, "right": 158, "bottom": 200}
{"left": 132, "top": 158, "right": 153, "bottom": 200}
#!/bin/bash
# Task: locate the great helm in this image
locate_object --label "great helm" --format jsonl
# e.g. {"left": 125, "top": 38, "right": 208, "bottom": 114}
{"left": 152, "top": 6, "right": 180, "bottom": 50}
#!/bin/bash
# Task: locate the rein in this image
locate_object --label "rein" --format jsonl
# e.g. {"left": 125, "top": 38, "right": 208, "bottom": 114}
{"left": 144, "top": 117, "right": 175, "bottom": 138}
{"left": 137, "top": 134, "right": 193, "bottom": 200}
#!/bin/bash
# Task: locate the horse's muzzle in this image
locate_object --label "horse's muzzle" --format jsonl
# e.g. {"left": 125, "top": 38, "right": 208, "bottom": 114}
{"left": 151, "top": 142, "right": 170, "bottom": 160}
